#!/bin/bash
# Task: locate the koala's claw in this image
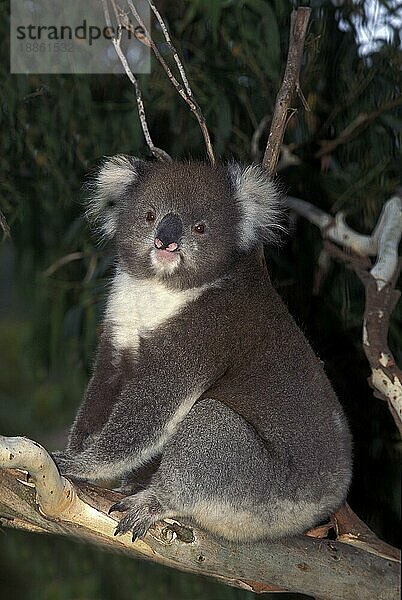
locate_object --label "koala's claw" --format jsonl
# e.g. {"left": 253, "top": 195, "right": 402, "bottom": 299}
{"left": 109, "top": 492, "right": 162, "bottom": 542}
{"left": 108, "top": 501, "right": 125, "bottom": 515}
{"left": 113, "top": 514, "right": 149, "bottom": 541}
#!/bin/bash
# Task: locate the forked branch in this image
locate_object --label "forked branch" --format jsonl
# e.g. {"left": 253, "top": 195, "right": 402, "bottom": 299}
{"left": 103, "top": 0, "right": 214, "bottom": 164}
{"left": 287, "top": 194, "right": 402, "bottom": 434}
{"left": 101, "top": 0, "right": 171, "bottom": 161}
{"left": 263, "top": 8, "right": 311, "bottom": 175}
{"left": 127, "top": 0, "right": 215, "bottom": 164}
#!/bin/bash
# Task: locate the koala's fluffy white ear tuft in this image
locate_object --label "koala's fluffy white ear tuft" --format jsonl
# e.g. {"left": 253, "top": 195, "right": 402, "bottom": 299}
{"left": 85, "top": 155, "right": 144, "bottom": 239}
{"left": 228, "top": 163, "right": 286, "bottom": 249}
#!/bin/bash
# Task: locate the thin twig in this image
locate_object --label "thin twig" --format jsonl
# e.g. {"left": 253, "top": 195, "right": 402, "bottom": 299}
{"left": 251, "top": 114, "right": 270, "bottom": 161}
{"left": 296, "top": 83, "right": 310, "bottom": 112}
{"left": 315, "top": 95, "right": 402, "bottom": 158}
{"left": 126, "top": 0, "right": 215, "bottom": 164}
{"left": 0, "top": 210, "right": 10, "bottom": 239}
{"left": 263, "top": 8, "right": 311, "bottom": 175}
{"left": 43, "top": 251, "right": 87, "bottom": 277}
{"left": 102, "top": 0, "right": 171, "bottom": 162}
{"left": 147, "top": 0, "right": 192, "bottom": 98}
{"left": 111, "top": 3, "right": 151, "bottom": 46}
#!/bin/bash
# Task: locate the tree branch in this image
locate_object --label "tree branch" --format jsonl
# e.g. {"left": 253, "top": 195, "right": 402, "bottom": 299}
{"left": 125, "top": 0, "right": 215, "bottom": 164}
{"left": 356, "top": 261, "right": 401, "bottom": 433}
{"left": 101, "top": 0, "right": 171, "bottom": 162}
{"left": 0, "top": 209, "right": 10, "bottom": 239}
{"left": 0, "top": 436, "right": 399, "bottom": 599}
{"left": 287, "top": 194, "right": 402, "bottom": 434}
{"left": 263, "top": 8, "right": 311, "bottom": 175}
{"left": 147, "top": 0, "right": 192, "bottom": 98}
{"left": 315, "top": 96, "right": 402, "bottom": 158}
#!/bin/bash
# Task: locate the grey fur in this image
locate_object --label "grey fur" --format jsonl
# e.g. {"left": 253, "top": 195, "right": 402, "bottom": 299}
{"left": 55, "top": 158, "right": 352, "bottom": 542}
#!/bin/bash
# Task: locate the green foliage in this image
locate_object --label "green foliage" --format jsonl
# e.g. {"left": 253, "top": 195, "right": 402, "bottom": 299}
{"left": 0, "top": 0, "right": 401, "bottom": 597}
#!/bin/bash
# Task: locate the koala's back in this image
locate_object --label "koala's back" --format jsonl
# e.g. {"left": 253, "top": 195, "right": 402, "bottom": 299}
{"left": 185, "top": 253, "right": 352, "bottom": 502}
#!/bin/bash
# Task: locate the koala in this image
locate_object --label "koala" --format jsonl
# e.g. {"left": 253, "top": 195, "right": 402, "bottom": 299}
{"left": 55, "top": 156, "right": 352, "bottom": 542}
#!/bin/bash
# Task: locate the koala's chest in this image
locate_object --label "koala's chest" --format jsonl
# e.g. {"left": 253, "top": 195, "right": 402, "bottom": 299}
{"left": 106, "top": 273, "right": 200, "bottom": 351}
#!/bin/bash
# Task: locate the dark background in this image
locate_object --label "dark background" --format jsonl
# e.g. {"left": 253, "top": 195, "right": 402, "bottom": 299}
{"left": 0, "top": 0, "right": 401, "bottom": 598}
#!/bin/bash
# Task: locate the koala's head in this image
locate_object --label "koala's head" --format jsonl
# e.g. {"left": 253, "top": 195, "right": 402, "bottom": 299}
{"left": 86, "top": 156, "right": 285, "bottom": 289}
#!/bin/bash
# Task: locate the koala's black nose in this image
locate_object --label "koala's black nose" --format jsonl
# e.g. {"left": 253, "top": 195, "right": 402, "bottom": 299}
{"left": 154, "top": 213, "right": 183, "bottom": 251}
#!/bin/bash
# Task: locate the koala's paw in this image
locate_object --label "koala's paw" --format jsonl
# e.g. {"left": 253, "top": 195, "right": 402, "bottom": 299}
{"left": 109, "top": 491, "right": 163, "bottom": 542}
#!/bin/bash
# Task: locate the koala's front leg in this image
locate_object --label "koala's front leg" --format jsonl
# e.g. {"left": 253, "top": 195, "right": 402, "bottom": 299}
{"left": 65, "top": 331, "right": 122, "bottom": 456}
{"left": 57, "top": 311, "right": 226, "bottom": 493}
{"left": 54, "top": 373, "right": 203, "bottom": 482}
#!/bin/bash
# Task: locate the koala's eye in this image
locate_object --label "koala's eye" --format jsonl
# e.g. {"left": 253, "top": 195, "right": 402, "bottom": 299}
{"left": 192, "top": 222, "right": 206, "bottom": 234}
{"left": 146, "top": 211, "right": 156, "bottom": 223}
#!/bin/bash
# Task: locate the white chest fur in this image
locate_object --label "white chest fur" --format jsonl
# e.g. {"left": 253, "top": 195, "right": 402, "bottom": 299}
{"left": 106, "top": 271, "right": 203, "bottom": 351}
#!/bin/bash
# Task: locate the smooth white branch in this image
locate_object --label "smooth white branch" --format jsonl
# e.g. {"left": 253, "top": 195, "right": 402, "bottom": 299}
{"left": 0, "top": 435, "right": 69, "bottom": 516}
{"left": 0, "top": 435, "right": 152, "bottom": 553}
{"left": 370, "top": 197, "right": 402, "bottom": 290}
{"left": 287, "top": 194, "right": 402, "bottom": 433}
{"left": 287, "top": 195, "right": 402, "bottom": 289}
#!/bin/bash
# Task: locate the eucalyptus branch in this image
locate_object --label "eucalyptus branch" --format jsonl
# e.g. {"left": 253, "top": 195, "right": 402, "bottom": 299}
{"left": 287, "top": 194, "right": 402, "bottom": 434}
{"left": 126, "top": 0, "right": 215, "bottom": 164}
{"left": 315, "top": 95, "right": 402, "bottom": 158}
{"left": 0, "top": 436, "right": 399, "bottom": 599}
{"left": 147, "top": 0, "right": 192, "bottom": 98}
{"left": 101, "top": 0, "right": 171, "bottom": 162}
{"left": 263, "top": 7, "right": 311, "bottom": 175}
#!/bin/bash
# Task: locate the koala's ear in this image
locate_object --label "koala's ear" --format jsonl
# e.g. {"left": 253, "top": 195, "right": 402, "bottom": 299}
{"left": 85, "top": 155, "right": 147, "bottom": 239}
{"left": 228, "top": 163, "right": 287, "bottom": 249}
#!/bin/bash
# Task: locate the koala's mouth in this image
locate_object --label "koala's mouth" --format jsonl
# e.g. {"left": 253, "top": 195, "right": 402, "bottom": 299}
{"left": 150, "top": 247, "right": 181, "bottom": 275}
{"left": 154, "top": 248, "right": 181, "bottom": 263}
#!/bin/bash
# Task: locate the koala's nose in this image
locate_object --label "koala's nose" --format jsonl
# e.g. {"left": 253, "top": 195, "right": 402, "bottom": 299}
{"left": 154, "top": 213, "right": 183, "bottom": 251}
